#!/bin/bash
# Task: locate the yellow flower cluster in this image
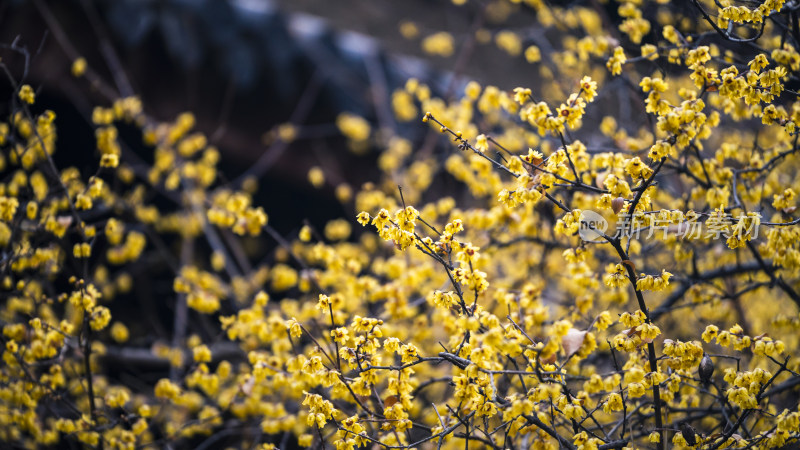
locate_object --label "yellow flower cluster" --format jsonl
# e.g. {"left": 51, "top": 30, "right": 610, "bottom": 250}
{"left": 3, "top": 1, "right": 800, "bottom": 449}
{"left": 207, "top": 191, "right": 268, "bottom": 236}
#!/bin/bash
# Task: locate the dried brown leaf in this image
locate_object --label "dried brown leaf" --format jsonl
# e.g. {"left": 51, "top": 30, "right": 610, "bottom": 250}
{"left": 562, "top": 328, "right": 588, "bottom": 357}
{"left": 383, "top": 395, "right": 399, "bottom": 409}
{"left": 621, "top": 259, "right": 636, "bottom": 272}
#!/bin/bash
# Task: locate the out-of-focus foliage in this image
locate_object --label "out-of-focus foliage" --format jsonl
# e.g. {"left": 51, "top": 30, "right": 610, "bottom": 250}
{"left": 2, "top": 1, "right": 800, "bottom": 449}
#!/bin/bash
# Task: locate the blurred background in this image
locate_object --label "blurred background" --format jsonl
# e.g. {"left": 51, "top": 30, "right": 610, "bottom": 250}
{"left": 0, "top": 0, "right": 566, "bottom": 361}
{"left": 0, "top": 0, "right": 549, "bottom": 234}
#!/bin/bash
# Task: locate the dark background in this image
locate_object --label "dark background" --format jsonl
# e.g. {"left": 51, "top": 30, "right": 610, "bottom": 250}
{"left": 0, "top": 0, "right": 549, "bottom": 235}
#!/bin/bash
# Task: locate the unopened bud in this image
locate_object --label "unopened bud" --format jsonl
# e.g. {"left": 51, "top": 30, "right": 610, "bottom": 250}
{"left": 611, "top": 197, "right": 625, "bottom": 214}
{"left": 679, "top": 422, "right": 698, "bottom": 446}
{"left": 699, "top": 353, "right": 714, "bottom": 384}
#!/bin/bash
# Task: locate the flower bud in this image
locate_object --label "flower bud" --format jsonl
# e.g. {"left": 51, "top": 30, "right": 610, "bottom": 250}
{"left": 679, "top": 422, "right": 697, "bottom": 446}
{"left": 612, "top": 197, "right": 625, "bottom": 214}
{"left": 699, "top": 353, "right": 714, "bottom": 385}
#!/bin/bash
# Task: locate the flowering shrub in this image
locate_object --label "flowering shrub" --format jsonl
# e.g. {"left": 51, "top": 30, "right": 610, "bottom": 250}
{"left": 2, "top": 1, "right": 800, "bottom": 449}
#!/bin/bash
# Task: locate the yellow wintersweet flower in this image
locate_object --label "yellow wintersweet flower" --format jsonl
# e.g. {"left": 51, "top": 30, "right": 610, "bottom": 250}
{"left": 308, "top": 166, "right": 325, "bottom": 188}
{"left": 421, "top": 31, "right": 454, "bottom": 57}
{"left": 495, "top": 30, "right": 522, "bottom": 56}
{"left": 18, "top": 84, "right": 35, "bottom": 104}
{"left": 606, "top": 47, "right": 626, "bottom": 75}
{"left": 579, "top": 76, "right": 598, "bottom": 102}
{"left": 71, "top": 57, "right": 87, "bottom": 77}
{"left": 524, "top": 45, "right": 541, "bottom": 63}
{"left": 110, "top": 322, "right": 129, "bottom": 343}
